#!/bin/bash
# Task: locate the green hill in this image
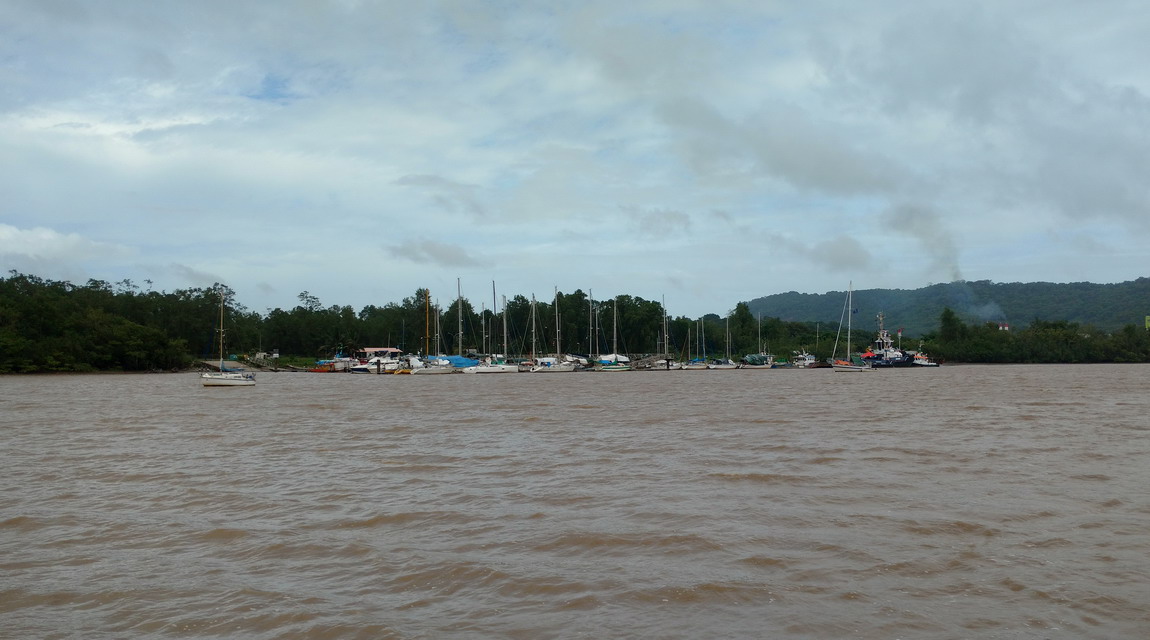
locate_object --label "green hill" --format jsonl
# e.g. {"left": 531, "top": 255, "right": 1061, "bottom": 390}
{"left": 745, "top": 278, "right": 1150, "bottom": 337}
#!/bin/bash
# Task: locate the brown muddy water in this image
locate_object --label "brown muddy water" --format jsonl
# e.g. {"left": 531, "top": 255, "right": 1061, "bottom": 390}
{"left": 2, "top": 365, "right": 1148, "bottom": 639}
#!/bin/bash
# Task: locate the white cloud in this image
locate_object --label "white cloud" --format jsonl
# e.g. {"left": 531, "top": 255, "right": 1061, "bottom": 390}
{"left": 0, "top": 224, "right": 133, "bottom": 261}
{"left": 2, "top": 0, "right": 1149, "bottom": 317}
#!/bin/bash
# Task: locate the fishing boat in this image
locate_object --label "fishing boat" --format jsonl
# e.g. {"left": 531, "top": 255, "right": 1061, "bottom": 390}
{"left": 860, "top": 312, "right": 914, "bottom": 367}
{"left": 201, "top": 289, "right": 256, "bottom": 387}
{"left": 912, "top": 342, "right": 941, "bottom": 367}
{"left": 913, "top": 352, "right": 940, "bottom": 367}
{"left": 831, "top": 282, "right": 874, "bottom": 372}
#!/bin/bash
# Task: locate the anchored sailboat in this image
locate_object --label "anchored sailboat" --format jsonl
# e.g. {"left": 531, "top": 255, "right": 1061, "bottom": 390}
{"left": 831, "top": 281, "right": 874, "bottom": 372}
{"left": 201, "top": 288, "right": 256, "bottom": 387}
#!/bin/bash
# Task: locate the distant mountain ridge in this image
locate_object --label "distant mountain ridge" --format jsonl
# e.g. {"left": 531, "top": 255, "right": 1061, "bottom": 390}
{"left": 745, "top": 278, "right": 1150, "bottom": 338}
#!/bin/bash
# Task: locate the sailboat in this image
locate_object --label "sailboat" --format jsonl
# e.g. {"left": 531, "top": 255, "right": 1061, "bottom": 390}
{"left": 411, "top": 296, "right": 456, "bottom": 374}
{"left": 831, "top": 281, "right": 874, "bottom": 372}
{"left": 532, "top": 289, "right": 575, "bottom": 372}
{"left": 201, "top": 288, "right": 256, "bottom": 387}
{"left": 682, "top": 320, "right": 709, "bottom": 369}
{"left": 596, "top": 298, "right": 632, "bottom": 371}
{"left": 708, "top": 315, "right": 739, "bottom": 369}
{"left": 462, "top": 283, "right": 518, "bottom": 373}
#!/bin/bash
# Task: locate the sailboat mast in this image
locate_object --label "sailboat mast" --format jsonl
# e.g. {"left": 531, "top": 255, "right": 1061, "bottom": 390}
{"left": 613, "top": 298, "right": 619, "bottom": 355}
{"left": 847, "top": 281, "right": 853, "bottom": 358}
{"left": 457, "top": 278, "right": 463, "bottom": 357}
{"left": 694, "top": 317, "right": 703, "bottom": 358}
{"left": 726, "top": 315, "right": 731, "bottom": 360}
{"left": 662, "top": 295, "right": 668, "bottom": 357}
{"left": 217, "top": 287, "right": 225, "bottom": 369}
{"left": 588, "top": 289, "right": 593, "bottom": 357}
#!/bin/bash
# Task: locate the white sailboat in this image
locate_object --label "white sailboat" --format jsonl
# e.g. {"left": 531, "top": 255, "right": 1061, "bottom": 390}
{"left": 682, "top": 320, "right": 709, "bottom": 369}
{"left": 462, "top": 284, "right": 518, "bottom": 373}
{"left": 532, "top": 289, "right": 575, "bottom": 372}
{"left": 708, "top": 315, "right": 739, "bottom": 369}
{"left": 597, "top": 298, "right": 632, "bottom": 371}
{"left": 411, "top": 297, "right": 456, "bottom": 374}
{"left": 831, "top": 281, "right": 874, "bottom": 372}
{"left": 201, "top": 288, "right": 256, "bottom": 387}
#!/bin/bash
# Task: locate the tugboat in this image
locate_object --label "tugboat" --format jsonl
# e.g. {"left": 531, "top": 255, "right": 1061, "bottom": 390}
{"left": 860, "top": 312, "right": 914, "bottom": 368}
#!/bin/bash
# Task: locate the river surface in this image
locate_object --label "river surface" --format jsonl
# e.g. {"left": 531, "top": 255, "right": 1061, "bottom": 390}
{"left": 3, "top": 365, "right": 1148, "bottom": 639}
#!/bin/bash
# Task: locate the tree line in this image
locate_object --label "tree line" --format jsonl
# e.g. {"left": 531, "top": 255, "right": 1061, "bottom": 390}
{"left": 748, "top": 278, "right": 1150, "bottom": 337}
{"left": 2, "top": 271, "right": 1149, "bottom": 372}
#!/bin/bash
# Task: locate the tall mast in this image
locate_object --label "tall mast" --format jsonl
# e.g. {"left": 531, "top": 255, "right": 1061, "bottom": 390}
{"left": 456, "top": 277, "right": 463, "bottom": 357}
{"left": 588, "top": 289, "right": 593, "bottom": 357}
{"left": 847, "top": 281, "right": 853, "bottom": 358}
{"left": 424, "top": 289, "right": 430, "bottom": 356}
{"left": 217, "top": 287, "right": 225, "bottom": 369}
{"left": 694, "top": 317, "right": 703, "bottom": 358}
{"left": 662, "top": 295, "right": 668, "bottom": 356}
{"left": 613, "top": 297, "right": 619, "bottom": 355}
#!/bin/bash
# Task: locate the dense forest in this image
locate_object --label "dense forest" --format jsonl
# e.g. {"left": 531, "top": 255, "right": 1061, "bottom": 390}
{"left": 748, "top": 278, "right": 1150, "bottom": 337}
{"left": 2, "top": 271, "right": 1149, "bottom": 372}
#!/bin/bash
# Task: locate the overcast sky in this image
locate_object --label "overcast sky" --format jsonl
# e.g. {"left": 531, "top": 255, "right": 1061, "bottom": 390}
{"left": 3, "top": 1, "right": 1148, "bottom": 317}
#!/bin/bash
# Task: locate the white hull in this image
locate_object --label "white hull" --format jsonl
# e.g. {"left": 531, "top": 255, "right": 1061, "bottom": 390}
{"left": 461, "top": 363, "right": 519, "bottom": 374}
{"left": 410, "top": 366, "right": 456, "bottom": 375}
{"left": 832, "top": 363, "right": 874, "bottom": 372}
{"left": 201, "top": 372, "right": 256, "bottom": 386}
{"left": 530, "top": 362, "right": 576, "bottom": 373}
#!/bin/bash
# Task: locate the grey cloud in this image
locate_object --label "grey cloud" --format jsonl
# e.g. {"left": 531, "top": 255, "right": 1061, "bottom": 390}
{"left": 621, "top": 205, "right": 691, "bottom": 238}
{"left": 809, "top": 235, "right": 873, "bottom": 271}
{"left": 883, "top": 204, "right": 962, "bottom": 282}
{"left": 394, "top": 239, "right": 486, "bottom": 268}
{"left": 395, "top": 174, "right": 488, "bottom": 220}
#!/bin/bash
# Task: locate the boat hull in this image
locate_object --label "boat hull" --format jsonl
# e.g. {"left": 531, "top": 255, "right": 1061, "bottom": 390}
{"left": 201, "top": 372, "right": 256, "bottom": 386}
{"left": 409, "top": 366, "right": 456, "bottom": 374}
{"left": 530, "top": 363, "right": 576, "bottom": 372}
{"left": 461, "top": 364, "right": 519, "bottom": 373}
